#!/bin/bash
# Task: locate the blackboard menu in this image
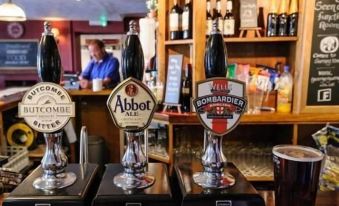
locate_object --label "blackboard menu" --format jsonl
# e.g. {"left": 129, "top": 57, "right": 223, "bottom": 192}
{"left": 240, "top": 0, "right": 258, "bottom": 28}
{"left": 164, "top": 55, "right": 183, "bottom": 104}
{"left": 0, "top": 40, "right": 38, "bottom": 69}
{"left": 307, "top": 0, "right": 339, "bottom": 106}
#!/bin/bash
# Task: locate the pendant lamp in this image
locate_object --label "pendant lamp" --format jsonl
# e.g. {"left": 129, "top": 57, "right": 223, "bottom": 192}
{"left": 0, "top": 0, "right": 26, "bottom": 21}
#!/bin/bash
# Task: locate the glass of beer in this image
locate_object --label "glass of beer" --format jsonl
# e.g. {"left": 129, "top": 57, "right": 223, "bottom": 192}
{"left": 272, "top": 145, "right": 324, "bottom": 206}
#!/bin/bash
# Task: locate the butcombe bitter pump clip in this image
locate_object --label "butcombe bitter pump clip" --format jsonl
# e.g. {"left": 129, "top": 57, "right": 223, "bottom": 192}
{"left": 19, "top": 21, "right": 77, "bottom": 190}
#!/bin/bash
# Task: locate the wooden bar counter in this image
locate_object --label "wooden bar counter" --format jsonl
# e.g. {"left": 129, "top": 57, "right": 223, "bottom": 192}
{"left": 67, "top": 89, "right": 120, "bottom": 163}
{"left": 0, "top": 89, "right": 121, "bottom": 163}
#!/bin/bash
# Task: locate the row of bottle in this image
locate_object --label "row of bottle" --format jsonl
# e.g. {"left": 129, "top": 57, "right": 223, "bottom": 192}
{"left": 179, "top": 64, "right": 293, "bottom": 114}
{"left": 267, "top": 0, "right": 299, "bottom": 36}
{"left": 204, "top": 0, "right": 299, "bottom": 37}
{"left": 170, "top": 0, "right": 192, "bottom": 40}
{"left": 206, "top": 0, "right": 235, "bottom": 36}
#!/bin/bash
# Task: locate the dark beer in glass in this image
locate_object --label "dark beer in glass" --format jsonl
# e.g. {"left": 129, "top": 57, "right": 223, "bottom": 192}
{"left": 273, "top": 145, "right": 324, "bottom": 206}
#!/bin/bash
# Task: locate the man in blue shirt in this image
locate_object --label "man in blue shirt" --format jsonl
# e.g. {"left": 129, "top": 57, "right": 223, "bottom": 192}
{"left": 79, "top": 39, "right": 120, "bottom": 89}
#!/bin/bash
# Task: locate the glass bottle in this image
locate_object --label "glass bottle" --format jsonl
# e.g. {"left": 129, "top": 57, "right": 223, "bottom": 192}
{"left": 223, "top": 0, "right": 235, "bottom": 37}
{"left": 206, "top": 0, "right": 213, "bottom": 35}
{"left": 182, "top": 0, "right": 192, "bottom": 39}
{"left": 214, "top": 0, "right": 224, "bottom": 34}
{"left": 288, "top": 0, "right": 298, "bottom": 36}
{"left": 267, "top": 0, "right": 278, "bottom": 37}
{"left": 278, "top": 0, "right": 288, "bottom": 36}
{"left": 169, "top": 0, "right": 183, "bottom": 40}
{"left": 181, "top": 64, "right": 192, "bottom": 112}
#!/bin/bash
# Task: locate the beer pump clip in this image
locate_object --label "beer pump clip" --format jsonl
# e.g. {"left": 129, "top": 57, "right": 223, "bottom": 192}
{"left": 18, "top": 22, "right": 76, "bottom": 190}
{"left": 193, "top": 78, "right": 247, "bottom": 189}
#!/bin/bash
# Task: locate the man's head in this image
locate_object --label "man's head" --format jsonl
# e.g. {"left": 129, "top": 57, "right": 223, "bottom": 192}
{"left": 88, "top": 39, "right": 106, "bottom": 62}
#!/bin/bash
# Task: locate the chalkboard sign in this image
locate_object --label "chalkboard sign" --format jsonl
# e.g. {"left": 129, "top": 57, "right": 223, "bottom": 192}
{"left": 0, "top": 40, "right": 38, "bottom": 70}
{"left": 307, "top": 0, "right": 339, "bottom": 106}
{"left": 240, "top": 0, "right": 258, "bottom": 28}
{"left": 164, "top": 55, "right": 183, "bottom": 104}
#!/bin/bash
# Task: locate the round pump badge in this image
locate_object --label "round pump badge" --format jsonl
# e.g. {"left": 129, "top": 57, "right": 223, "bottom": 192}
{"left": 107, "top": 77, "right": 157, "bottom": 131}
{"left": 18, "top": 82, "right": 75, "bottom": 133}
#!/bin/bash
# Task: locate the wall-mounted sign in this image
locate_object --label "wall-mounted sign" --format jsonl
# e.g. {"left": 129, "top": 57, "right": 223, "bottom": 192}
{"left": 0, "top": 40, "right": 38, "bottom": 70}
{"left": 164, "top": 55, "right": 183, "bottom": 105}
{"left": 240, "top": 0, "right": 258, "bottom": 28}
{"left": 307, "top": 0, "right": 339, "bottom": 106}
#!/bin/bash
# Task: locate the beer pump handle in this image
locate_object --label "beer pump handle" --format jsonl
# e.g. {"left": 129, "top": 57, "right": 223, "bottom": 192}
{"left": 79, "top": 126, "right": 88, "bottom": 165}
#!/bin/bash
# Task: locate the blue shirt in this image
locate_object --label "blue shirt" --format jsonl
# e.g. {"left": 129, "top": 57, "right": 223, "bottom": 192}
{"left": 81, "top": 53, "right": 120, "bottom": 88}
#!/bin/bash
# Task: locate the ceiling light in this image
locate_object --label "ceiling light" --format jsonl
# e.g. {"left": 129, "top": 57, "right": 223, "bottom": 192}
{"left": 0, "top": 0, "right": 26, "bottom": 21}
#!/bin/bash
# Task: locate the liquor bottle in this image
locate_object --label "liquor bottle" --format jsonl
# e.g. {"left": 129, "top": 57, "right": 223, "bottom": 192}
{"left": 288, "top": 0, "right": 298, "bottom": 36}
{"left": 223, "top": 0, "right": 235, "bottom": 37}
{"left": 278, "top": 0, "right": 288, "bottom": 36}
{"left": 204, "top": 20, "right": 228, "bottom": 78}
{"left": 181, "top": 64, "right": 192, "bottom": 112}
{"left": 182, "top": 0, "right": 192, "bottom": 39}
{"left": 122, "top": 21, "right": 144, "bottom": 81}
{"left": 277, "top": 65, "right": 293, "bottom": 113}
{"left": 214, "top": 0, "right": 224, "bottom": 34}
{"left": 267, "top": 0, "right": 278, "bottom": 37}
{"left": 258, "top": 7, "right": 265, "bottom": 36}
{"left": 37, "top": 21, "right": 61, "bottom": 83}
{"left": 206, "top": 0, "right": 213, "bottom": 35}
{"left": 170, "top": 0, "right": 183, "bottom": 40}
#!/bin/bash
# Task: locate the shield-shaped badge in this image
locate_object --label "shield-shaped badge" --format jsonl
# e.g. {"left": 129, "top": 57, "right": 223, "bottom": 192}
{"left": 193, "top": 78, "right": 247, "bottom": 136}
{"left": 107, "top": 77, "right": 157, "bottom": 131}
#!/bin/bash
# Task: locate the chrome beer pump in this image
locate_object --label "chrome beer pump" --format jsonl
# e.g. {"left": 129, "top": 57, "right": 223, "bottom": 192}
{"left": 19, "top": 22, "right": 76, "bottom": 190}
{"left": 192, "top": 19, "right": 247, "bottom": 189}
{"left": 107, "top": 21, "right": 157, "bottom": 190}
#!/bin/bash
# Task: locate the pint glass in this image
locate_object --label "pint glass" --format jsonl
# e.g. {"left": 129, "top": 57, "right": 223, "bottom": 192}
{"left": 272, "top": 145, "right": 324, "bottom": 206}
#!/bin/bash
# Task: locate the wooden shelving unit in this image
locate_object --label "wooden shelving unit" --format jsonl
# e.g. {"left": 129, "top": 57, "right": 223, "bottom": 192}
{"left": 224, "top": 36, "right": 298, "bottom": 43}
{"left": 164, "top": 39, "right": 193, "bottom": 45}
{"left": 155, "top": 0, "right": 338, "bottom": 181}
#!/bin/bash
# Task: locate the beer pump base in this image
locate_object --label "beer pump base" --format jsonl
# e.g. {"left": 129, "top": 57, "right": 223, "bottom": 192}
{"left": 174, "top": 161, "right": 265, "bottom": 206}
{"left": 33, "top": 172, "right": 77, "bottom": 190}
{"left": 113, "top": 172, "right": 155, "bottom": 190}
{"left": 3, "top": 164, "right": 99, "bottom": 206}
{"left": 93, "top": 163, "right": 173, "bottom": 206}
{"left": 193, "top": 171, "right": 235, "bottom": 189}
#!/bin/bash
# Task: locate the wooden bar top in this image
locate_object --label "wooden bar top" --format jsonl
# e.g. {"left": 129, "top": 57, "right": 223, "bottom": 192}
{"left": 258, "top": 190, "right": 338, "bottom": 206}
{"left": 67, "top": 89, "right": 112, "bottom": 96}
{"left": 0, "top": 92, "right": 25, "bottom": 112}
{"left": 0, "top": 190, "right": 337, "bottom": 206}
{"left": 153, "top": 112, "right": 339, "bottom": 124}
{"left": 0, "top": 88, "right": 114, "bottom": 111}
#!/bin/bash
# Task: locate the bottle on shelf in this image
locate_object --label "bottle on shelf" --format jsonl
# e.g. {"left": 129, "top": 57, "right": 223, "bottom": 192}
{"left": 266, "top": 0, "right": 278, "bottom": 37}
{"left": 288, "top": 0, "right": 298, "bottom": 36}
{"left": 122, "top": 21, "right": 144, "bottom": 80}
{"left": 258, "top": 7, "right": 265, "bottom": 36}
{"left": 181, "top": 64, "right": 192, "bottom": 112}
{"left": 169, "top": 0, "right": 183, "bottom": 40}
{"left": 278, "top": 0, "right": 288, "bottom": 36}
{"left": 204, "top": 19, "right": 228, "bottom": 78}
{"left": 223, "top": 0, "right": 235, "bottom": 37}
{"left": 37, "top": 22, "right": 61, "bottom": 83}
{"left": 206, "top": 0, "right": 213, "bottom": 35}
{"left": 214, "top": 0, "right": 224, "bottom": 35}
{"left": 182, "top": 0, "right": 192, "bottom": 39}
{"left": 277, "top": 65, "right": 293, "bottom": 113}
